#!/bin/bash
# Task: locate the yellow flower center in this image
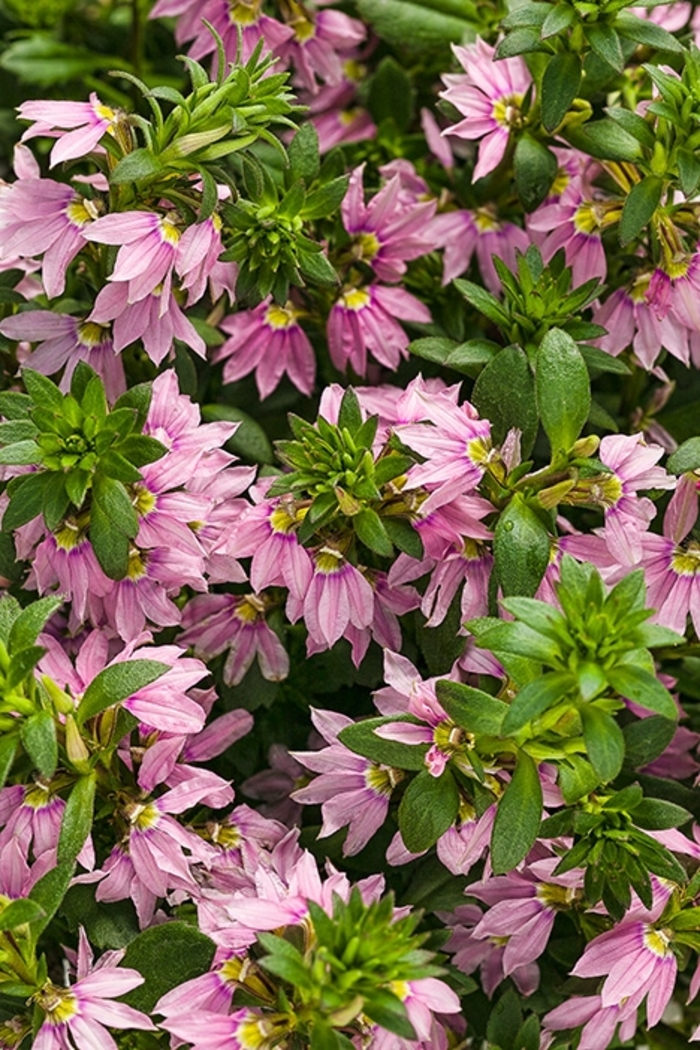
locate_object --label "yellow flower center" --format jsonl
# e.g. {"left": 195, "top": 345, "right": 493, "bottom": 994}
{"left": 126, "top": 801, "right": 160, "bottom": 831}
{"left": 339, "top": 107, "right": 362, "bottom": 126}
{"left": 550, "top": 166, "right": 571, "bottom": 197}
{"left": 315, "top": 546, "right": 344, "bottom": 574}
{"left": 229, "top": 0, "right": 261, "bottom": 25}
{"left": 535, "top": 883, "right": 579, "bottom": 909}
{"left": 630, "top": 272, "right": 652, "bottom": 303}
{"left": 235, "top": 595, "right": 266, "bottom": 623}
{"left": 270, "top": 505, "right": 297, "bottom": 534}
{"left": 93, "top": 101, "right": 116, "bottom": 123}
{"left": 340, "top": 288, "right": 371, "bottom": 311}
{"left": 77, "top": 320, "right": 109, "bottom": 348}
{"left": 160, "top": 215, "right": 181, "bottom": 245}
{"left": 54, "top": 515, "right": 89, "bottom": 551}
{"left": 671, "top": 541, "right": 700, "bottom": 576}
{"left": 35, "top": 985, "right": 79, "bottom": 1026}
{"left": 265, "top": 302, "right": 301, "bottom": 330}
{"left": 66, "top": 197, "right": 99, "bottom": 227}
{"left": 126, "top": 548, "right": 148, "bottom": 580}
{"left": 365, "top": 764, "right": 402, "bottom": 796}
{"left": 130, "top": 484, "right": 156, "bottom": 518}
{"left": 473, "top": 207, "right": 501, "bottom": 232}
{"left": 644, "top": 927, "right": 672, "bottom": 957}
{"left": 24, "top": 782, "right": 54, "bottom": 809}
{"left": 355, "top": 231, "right": 381, "bottom": 261}
{"left": 209, "top": 821, "right": 242, "bottom": 849}
{"left": 492, "top": 93, "right": 524, "bottom": 129}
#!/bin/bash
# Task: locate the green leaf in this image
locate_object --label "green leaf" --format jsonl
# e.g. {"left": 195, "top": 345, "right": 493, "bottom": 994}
{"left": 619, "top": 176, "right": 663, "bottom": 246}
{"left": 110, "top": 148, "right": 162, "bottom": 184}
{"left": 0, "top": 733, "right": 18, "bottom": 789}
{"left": 542, "top": 52, "right": 581, "bottom": 132}
{"left": 354, "top": 508, "right": 394, "bottom": 557}
{"left": 113, "top": 383, "right": 152, "bottom": 430}
{"left": 0, "top": 898, "right": 45, "bottom": 931}
{"left": 59, "top": 885, "right": 139, "bottom": 950}
{"left": 615, "top": 11, "right": 684, "bottom": 52}
{"left": 435, "top": 680, "right": 509, "bottom": 735}
{"left": 57, "top": 774, "right": 96, "bottom": 865}
{"left": 677, "top": 148, "right": 700, "bottom": 198}
{"left": 92, "top": 472, "right": 139, "bottom": 536}
{"left": 22, "top": 368, "right": 63, "bottom": 409}
{"left": 356, "top": 0, "right": 473, "bottom": 52}
{"left": 7, "top": 646, "right": 46, "bottom": 690}
{"left": 301, "top": 177, "right": 349, "bottom": 220}
{"left": 0, "top": 440, "right": 41, "bottom": 465}
{"left": 3, "top": 472, "right": 51, "bottom": 530}
{"left": 501, "top": 672, "right": 574, "bottom": 735}
{"left": 89, "top": 473, "right": 138, "bottom": 579}
{"left": 121, "top": 922, "right": 216, "bottom": 1013}
{"left": 288, "top": 122, "right": 320, "bottom": 183}
{"left": 398, "top": 768, "right": 460, "bottom": 853}
{"left": 201, "top": 404, "right": 273, "bottom": 465}
{"left": 494, "top": 495, "right": 551, "bottom": 598}
{"left": 580, "top": 345, "right": 631, "bottom": 375}
{"left": 382, "top": 517, "right": 423, "bottom": 559}
{"left": 368, "top": 56, "right": 414, "bottom": 132}
{"left": 298, "top": 248, "right": 338, "bottom": 286}
{"left": 586, "top": 23, "right": 624, "bottom": 70}
{"left": 633, "top": 798, "right": 691, "bottom": 829}
{"left": 454, "top": 278, "right": 508, "bottom": 326}
{"left": 558, "top": 754, "right": 599, "bottom": 803}
{"left": 536, "top": 327, "right": 590, "bottom": 454}
{"left": 667, "top": 437, "right": 700, "bottom": 475}
{"left": 541, "top": 4, "right": 575, "bottom": 37}
{"left": 491, "top": 751, "right": 542, "bottom": 873}
{"left": 474, "top": 620, "right": 559, "bottom": 665}
{"left": 7, "top": 596, "right": 62, "bottom": 655}
{"left": 514, "top": 134, "right": 558, "bottom": 211}
{"left": 605, "top": 107, "right": 656, "bottom": 148}
{"left": 258, "top": 933, "right": 314, "bottom": 989}
{"left": 29, "top": 860, "right": 76, "bottom": 936}
{"left": 0, "top": 420, "right": 39, "bottom": 444}
{"left": 409, "top": 336, "right": 499, "bottom": 376}
{"left": 581, "top": 705, "right": 624, "bottom": 783}
{"left": 472, "top": 345, "right": 538, "bottom": 455}
{"left": 76, "top": 659, "right": 169, "bottom": 725}
{"left": 496, "top": 28, "right": 547, "bottom": 58}
{"left": 364, "top": 990, "right": 417, "bottom": 1040}
{"left": 623, "top": 715, "right": 676, "bottom": 769}
{"left": 487, "top": 987, "right": 523, "bottom": 1050}
{"left": 338, "top": 716, "right": 428, "bottom": 771}
{"left": 607, "top": 665, "right": 677, "bottom": 718}
{"left": 114, "top": 435, "right": 168, "bottom": 468}
{"left": 338, "top": 388, "right": 363, "bottom": 434}
{"left": 565, "top": 119, "right": 642, "bottom": 162}
{"left": 20, "top": 709, "right": 57, "bottom": 779}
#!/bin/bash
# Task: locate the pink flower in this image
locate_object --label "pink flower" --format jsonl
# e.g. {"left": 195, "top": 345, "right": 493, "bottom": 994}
{"left": 222, "top": 491, "right": 313, "bottom": 600}
{"left": 89, "top": 282, "right": 206, "bottom": 364}
{"left": 160, "top": 1007, "right": 286, "bottom": 1049}
{"left": 571, "top": 920, "right": 677, "bottom": 1027}
{"left": 529, "top": 177, "right": 608, "bottom": 285}
{"left": 341, "top": 164, "right": 437, "bottom": 283}
{"left": 215, "top": 298, "right": 316, "bottom": 398}
{"left": 544, "top": 991, "right": 645, "bottom": 1050}
{"left": 397, "top": 397, "right": 491, "bottom": 511}
{"left": 430, "top": 207, "right": 529, "bottom": 293}
{"left": 327, "top": 284, "right": 430, "bottom": 375}
{"left": 276, "top": 7, "right": 366, "bottom": 94}
{"left": 33, "top": 928, "right": 155, "bottom": 1050}
{"left": 445, "top": 903, "right": 540, "bottom": 998}
{"left": 289, "top": 546, "right": 374, "bottom": 650}
{"left": 593, "top": 281, "right": 691, "bottom": 370}
{"left": 0, "top": 313, "right": 124, "bottom": 400}
{"left": 179, "top": 592, "right": 290, "bottom": 686}
{"left": 17, "top": 92, "right": 119, "bottom": 167}
{"left": 595, "top": 433, "right": 674, "bottom": 563}
{"left": 440, "top": 38, "right": 532, "bottom": 181}
{"left": 0, "top": 177, "right": 96, "bottom": 299}
{"left": 292, "top": 708, "right": 399, "bottom": 856}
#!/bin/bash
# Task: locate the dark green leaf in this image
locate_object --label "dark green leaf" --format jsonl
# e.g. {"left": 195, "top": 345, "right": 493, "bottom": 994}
{"left": 435, "top": 680, "right": 509, "bottom": 735}
{"left": 605, "top": 107, "right": 656, "bottom": 148}
{"left": 338, "top": 716, "right": 428, "bottom": 771}
{"left": 364, "top": 990, "right": 417, "bottom": 1040}
{"left": 472, "top": 345, "right": 538, "bottom": 455}
{"left": 22, "top": 368, "right": 63, "bottom": 409}
{"left": 382, "top": 517, "right": 424, "bottom": 559}
{"left": 501, "top": 672, "right": 574, "bottom": 735}
{"left": 615, "top": 11, "right": 684, "bottom": 52}
{"left": 494, "top": 495, "right": 551, "bottom": 598}
{"left": 368, "top": 56, "right": 414, "bottom": 132}
{"left": 289, "top": 122, "right": 320, "bottom": 183}
{"left": 586, "top": 24, "right": 624, "bottom": 71}
{"left": 667, "top": 437, "right": 700, "bottom": 475}
{"left": 536, "top": 327, "right": 590, "bottom": 454}
{"left": 581, "top": 705, "right": 624, "bottom": 783}
{"left": 20, "top": 709, "right": 57, "bottom": 779}
{"left": 454, "top": 278, "right": 508, "bottom": 326}
{"left": 607, "top": 665, "right": 677, "bottom": 718}
{"left": 111, "top": 148, "right": 162, "bottom": 184}
{"left": 354, "top": 508, "right": 394, "bottom": 557}
{"left": 558, "top": 754, "right": 599, "bottom": 803}
{"left": 623, "top": 715, "right": 677, "bottom": 769}
{"left": 121, "top": 922, "right": 216, "bottom": 1013}
{"left": 76, "top": 659, "right": 170, "bottom": 725}
{"left": 633, "top": 798, "right": 691, "bottom": 829}
{"left": 514, "top": 134, "right": 558, "bottom": 211}
{"left": 398, "top": 768, "right": 460, "bottom": 853}
{"left": 0, "top": 733, "right": 18, "bottom": 789}
{"left": 542, "top": 52, "right": 581, "bottom": 131}
{"left": 57, "top": 774, "right": 96, "bottom": 865}
{"left": 565, "top": 119, "right": 642, "bottom": 162}
{"left": 487, "top": 988, "right": 523, "bottom": 1050}
{"left": 619, "top": 176, "right": 663, "bottom": 245}
{"left": 7, "top": 596, "right": 61, "bottom": 654}
{"left": 491, "top": 751, "right": 542, "bottom": 873}
{"left": 301, "top": 177, "right": 349, "bottom": 220}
